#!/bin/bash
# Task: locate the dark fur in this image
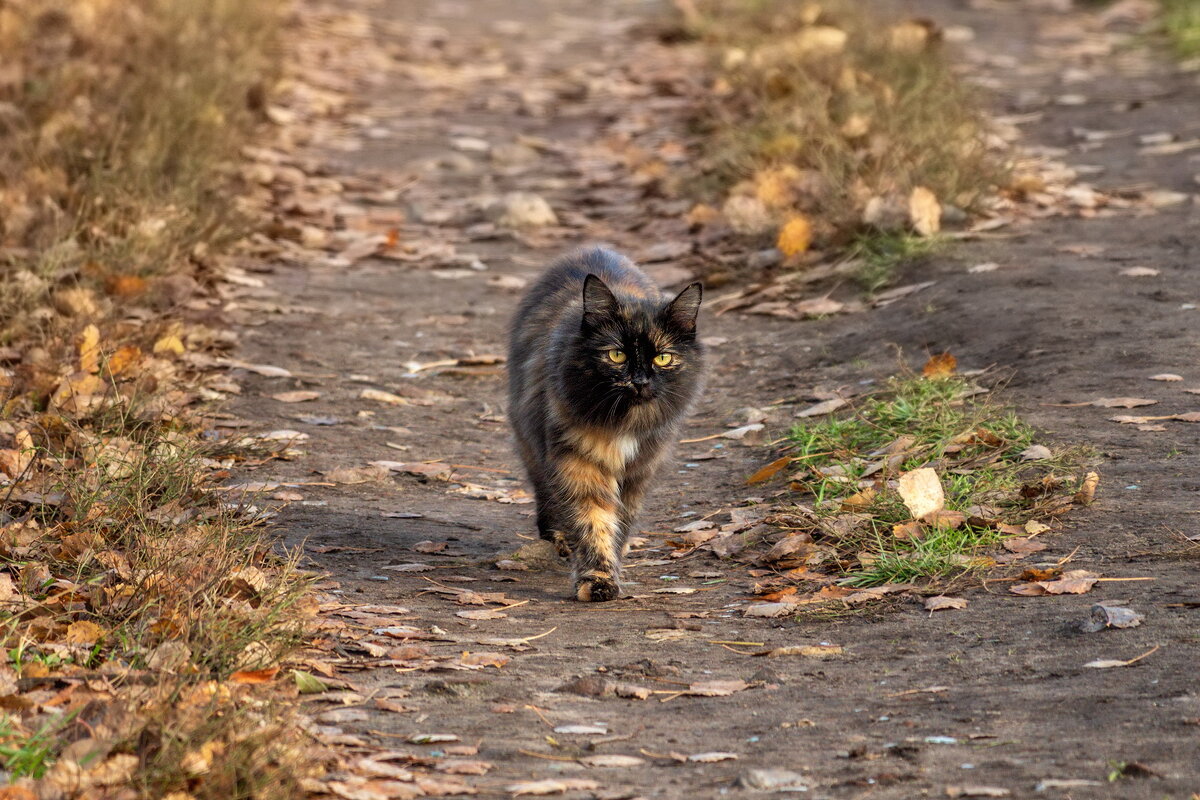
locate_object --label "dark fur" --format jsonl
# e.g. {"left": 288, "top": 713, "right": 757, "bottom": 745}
{"left": 508, "top": 247, "right": 703, "bottom": 601}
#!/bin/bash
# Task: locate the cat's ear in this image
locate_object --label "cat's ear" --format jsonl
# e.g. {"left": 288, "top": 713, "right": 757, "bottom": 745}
{"left": 663, "top": 281, "right": 702, "bottom": 332}
{"left": 582, "top": 274, "right": 619, "bottom": 324}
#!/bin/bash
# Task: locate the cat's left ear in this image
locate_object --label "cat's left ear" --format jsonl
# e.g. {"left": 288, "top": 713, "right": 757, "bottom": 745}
{"left": 582, "top": 274, "right": 619, "bottom": 324}
{"left": 663, "top": 282, "right": 702, "bottom": 332}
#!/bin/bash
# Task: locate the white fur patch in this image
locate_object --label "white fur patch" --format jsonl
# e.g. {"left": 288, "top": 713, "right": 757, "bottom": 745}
{"left": 615, "top": 435, "right": 640, "bottom": 464}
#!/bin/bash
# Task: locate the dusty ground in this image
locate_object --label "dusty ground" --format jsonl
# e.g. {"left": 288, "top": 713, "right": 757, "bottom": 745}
{"left": 225, "top": 0, "right": 1200, "bottom": 796}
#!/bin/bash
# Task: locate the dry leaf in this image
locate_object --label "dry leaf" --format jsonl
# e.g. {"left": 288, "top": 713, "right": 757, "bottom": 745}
{"left": 1075, "top": 471, "right": 1099, "bottom": 504}
{"left": 230, "top": 666, "right": 279, "bottom": 684}
{"left": 78, "top": 324, "right": 101, "bottom": 374}
{"left": 1091, "top": 397, "right": 1156, "bottom": 408}
{"left": 507, "top": 779, "right": 600, "bottom": 796}
{"left": 795, "top": 398, "right": 847, "bottom": 418}
{"left": 688, "top": 752, "right": 739, "bottom": 762}
{"left": 1119, "top": 267, "right": 1159, "bottom": 277}
{"left": 924, "top": 596, "right": 968, "bottom": 612}
{"left": 1149, "top": 373, "right": 1182, "bottom": 381}
{"left": 578, "top": 754, "right": 646, "bottom": 768}
{"left": 360, "top": 388, "right": 408, "bottom": 405}
{"left": 897, "top": 468, "right": 945, "bottom": 519}
{"left": 686, "top": 679, "right": 749, "bottom": 697}
{"left": 922, "top": 352, "right": 956, "bottom": 378}
{"left": 272, "top": 391, "right": 320, "bottom": 403}
{"left": 64, "top": 620, "right": 105, "bottom": 644}
{"left": 153, "top": 334, "right": 185, "bottom": 356}
{"left": 909, "top": 186, "right": 941, "bottom": 236}
{"left": 747, "top": 456, "right": 792, "bottom": 485}
{"left": 776, "top": 215, "right": 812, "bottom": 257}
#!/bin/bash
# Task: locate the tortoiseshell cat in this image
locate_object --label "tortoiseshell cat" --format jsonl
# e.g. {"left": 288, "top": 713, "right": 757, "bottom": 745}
{"left": 508, "top": 247, "right": 704, "bottom": 601}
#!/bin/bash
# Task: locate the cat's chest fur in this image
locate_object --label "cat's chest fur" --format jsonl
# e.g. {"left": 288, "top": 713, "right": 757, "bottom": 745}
{"left": 569, "top": 429, "right": 641, "bottom": 474}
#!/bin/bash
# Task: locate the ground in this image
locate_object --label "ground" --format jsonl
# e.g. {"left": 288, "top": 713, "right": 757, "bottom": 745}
{"left": 224, "top": 0, "right": 1200, "bottom": 796}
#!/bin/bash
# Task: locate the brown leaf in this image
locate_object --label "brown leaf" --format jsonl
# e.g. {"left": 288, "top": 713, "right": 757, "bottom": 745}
{"left": 360, "top": 388, "right": 408, "bottom": 406}
{"left": 794, "top": 397, "right": 848, "bottom": 418}
{"left": 64, "top": 620, "right": 105, "bottom": 644}
{"left": 107, "top": 345, "right": 142, "bottom": 376}
{"left": 1038, "top": 569, "right": 1099, "bottom": 595}
{"left": 747, "top": 456, "right": 792, "bottom": 485}
{"left": 924, "top": 596, "right": 968, "bottom": 612}
{"left": 458, "top": 652, "right": 510, "bottom": 668}
{"left": 230, "top": 666, "right": 279, "bottom": 684}
{"left": 78, "top": 324, "right": 101, "bottom": 374}
{"left": 1002, "top": 538, "right": 1046, "bottom": 554}
{"left": 1091, "top": 397, "right": 1157, "bottom": 408}
{"left": 921, "top": 352, "right": 957, "bottom": 378}
{"left": 507, "top": 779, "right": 600, "bottom": 797}
{"left": 271, "top": 390, "right": 320, "bottom": 403}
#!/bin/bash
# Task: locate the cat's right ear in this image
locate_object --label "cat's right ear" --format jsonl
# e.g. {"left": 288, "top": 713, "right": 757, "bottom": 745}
{"left": 582, "top": 274, "right": 619, "bottom": 325}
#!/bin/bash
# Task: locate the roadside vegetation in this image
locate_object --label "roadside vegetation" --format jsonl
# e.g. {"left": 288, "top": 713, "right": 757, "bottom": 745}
{"left": 761, "top": 365, "right": 1096, "bottom": 591}
{"left": 0, "top": 0, "right": 321, "bottom": 795}
{"left": 679, "top": 0, "right": 1003, "bottom": 285}
{"left": 1162, "top": 0, "right": 1200, "bottom": 57}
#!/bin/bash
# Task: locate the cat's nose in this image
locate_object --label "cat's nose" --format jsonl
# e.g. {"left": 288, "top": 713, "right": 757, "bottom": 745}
{"left": 633, "top": 375, "right": 650, "bottom": 386}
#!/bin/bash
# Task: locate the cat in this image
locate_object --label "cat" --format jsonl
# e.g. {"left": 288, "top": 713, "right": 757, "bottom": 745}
{"left": 508, "top": 247, "right": 704, "bottom": 602}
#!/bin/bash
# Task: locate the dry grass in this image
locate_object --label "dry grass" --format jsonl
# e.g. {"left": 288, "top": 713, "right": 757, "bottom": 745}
{"left": 0, "top": 0, "right": 281, "bottom": 341}
{"left": 684, "top": 0, "right": 1001, "bottom": 252}
{"left": 0, "top": 0, "right": 328, "bottom": 795}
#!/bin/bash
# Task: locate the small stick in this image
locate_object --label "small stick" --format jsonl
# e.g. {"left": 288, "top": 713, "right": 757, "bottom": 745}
{"left": 519, "top": 749, "right": 576, "bottom": 762}
{"left": 524, "top": 704, "right": 555, "bottom": 729}
{"left": 709, "top": 640, "right": 764, "bottom": 647}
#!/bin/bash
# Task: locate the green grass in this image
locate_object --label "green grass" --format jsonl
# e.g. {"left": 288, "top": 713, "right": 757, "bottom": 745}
{"left": 849, "top": 231, "right": 942, "bottom": 292}
{"left": 0, "top": 713, "right": 78, "bottom": 779}
{"left": 1163, "top": 0, "right": 1200, "bottom": 57}
{"left": 784, "top": 375, "right": 1090, "bottom": 587}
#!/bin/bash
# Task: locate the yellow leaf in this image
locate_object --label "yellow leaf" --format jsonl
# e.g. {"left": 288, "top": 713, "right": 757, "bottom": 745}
{"left": 107, "top": 345, "right": 142, "bottom": 376}
{"left": 777, "top": 216, "right": 812, "bottom": 258}
{"left": 909, "top": 186, "right": 941, "bottom": 236}
{"left": 78, "top": 324, "right": 101, "bottom": 373}
{"left": 921, "top": 352, "right": 957, "bottom": 378}
{"left": 153, "top": 335, "right": 185, "bottom": 356}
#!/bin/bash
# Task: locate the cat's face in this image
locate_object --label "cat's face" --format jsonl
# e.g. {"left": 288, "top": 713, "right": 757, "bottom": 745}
{"left": 562, "top": 275, "right": 703, "bottom": 426}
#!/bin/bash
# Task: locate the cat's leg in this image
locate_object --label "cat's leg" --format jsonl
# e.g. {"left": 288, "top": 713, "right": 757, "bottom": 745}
{"left": 556, "top": 454, "right": 623, "bottom": 602}
{"left": 535, "top": 493, "right": 572, "bottom": 558}
{"left": 616, "top": 447, "right": 665, "bottom": 558}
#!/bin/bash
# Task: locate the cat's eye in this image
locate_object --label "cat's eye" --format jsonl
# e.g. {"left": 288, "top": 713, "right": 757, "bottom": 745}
{"left": 607, "top": 349, "right": 627, "bottom": 364}
{"left": 654, "top": 353, "right": 674, "bottom": 367}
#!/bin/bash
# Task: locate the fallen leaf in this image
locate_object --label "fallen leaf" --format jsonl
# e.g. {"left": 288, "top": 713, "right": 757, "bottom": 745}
{"left": 78, "top": 324, "right": 101, "bottom": 374}
{"left": 688, "top": 752, "right": 739, "bottom": 762}
{"left": 897, "top": 468, "right": 945, "bottom": 519}
{"left": 795, "top": 398, "right": 848, "bottom": 418}
{"left": 153, "top": 334, "right": 185, "bottom": 356}
{"left": 1080, "top": 603, "right": 1144, "bottom": 633}
{"left": 1083, "top": 645, "right": 1159, "bottom": 669}
{"left": 293, "top": 670, "right": 327, "bottom": 694}
{"left": 776, "top": 215, "right": 812, "bottom": 257}
{"left": 686, "top": 679, "right": 749, "bottom": 697}
{"left": 922, "top": 352, "right": 957, "bottom": 378}
{"left": 409, "top": 733, "right": 459, "bottom": 744}
{"left": 552, "top": 724, "right": 607, "bottom": 735}
{"left": 507, "top": 779, "right": 600, "bottom": 796}
{"left": 64, "top": 620, "right": 105, "bottom": 644}
{"left": 924, "top": 596, "right": 968, "bottom": 612}
{"left": 272, "top": 391, "right": 320, "bottom": 403}
{"left": 760, "top": 644, "right": 843, "bottom": 658}
{"left": 1018, "top": 444, "right": 1052, "bottom": 460}
{"left": 1149, "top": 373, "right": 1182, "bottom": 381}
{"left": 230, "top": 666, "right": 279, "bottom": 684}
{"left": 945, "top": 787, "right": 1010, "bottom": 798}
{"left": 909, "top": 186, "right": 941, "bottom": 236}
{"left": 578, "top": 754, "right": 646, "bottom": 768}
{"left": 1074, "top": 471, "right": 1100, "bottom": 504}
{"left": 1091, "top": 397, "right": 1156, "bottom": 408}
{"left": 456, "top": 609, "right": 507, "bottom": 620}
{"left": 747, "top": 456, "right": 792, "bottom": 485}
{"left": 360, "top": 388, "right": 408, "bottom": 406}
{"left": 1119, "top": 267, "right": 1159, "bottom": 277}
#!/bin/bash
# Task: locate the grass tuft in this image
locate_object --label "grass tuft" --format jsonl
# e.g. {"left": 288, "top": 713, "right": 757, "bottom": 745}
{"left": 783, "top": 374, "right": 1092, "bottom": 587}
{"left": 684, "top": 0, "right": 1002, "bottom": 254}
{"left": 1163, "top": 0, "right": 1200, "bottom": 57}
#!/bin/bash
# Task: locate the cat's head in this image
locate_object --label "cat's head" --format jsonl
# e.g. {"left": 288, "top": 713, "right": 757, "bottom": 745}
{"left": 562, "top": 274, "right": 703, "bottom": 426}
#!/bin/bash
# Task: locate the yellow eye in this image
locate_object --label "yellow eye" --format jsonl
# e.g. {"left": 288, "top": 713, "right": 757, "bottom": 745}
{"left": 654, "top": 353, "right": 674, "bottom": 367}
{"left": 607, "top": 350, "right": 627, "bottom": 364}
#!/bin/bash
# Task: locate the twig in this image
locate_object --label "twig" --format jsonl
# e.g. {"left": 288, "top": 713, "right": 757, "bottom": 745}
{"left": 523, "top": 704, "right": 555, "bottom": 729}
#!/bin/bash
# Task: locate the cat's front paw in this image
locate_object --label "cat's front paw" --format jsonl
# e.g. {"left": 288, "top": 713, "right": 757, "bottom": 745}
{"left": 575, "top": 573, "right": 620, "bottom": 602}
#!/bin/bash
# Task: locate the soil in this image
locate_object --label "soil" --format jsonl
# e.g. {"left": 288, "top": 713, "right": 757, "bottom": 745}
{"left": 226, "top": 0, "right": 1200, "bottom": 796}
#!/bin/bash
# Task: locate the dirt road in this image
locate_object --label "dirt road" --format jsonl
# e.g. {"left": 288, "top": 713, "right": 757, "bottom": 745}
{"left": 226, "top": 0, "right": 1200, "bottom": 796}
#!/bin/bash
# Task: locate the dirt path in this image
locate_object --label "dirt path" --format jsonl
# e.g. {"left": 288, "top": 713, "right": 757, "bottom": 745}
{"left": 226, "top": 0, "right": 1200, "bottom": 796}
